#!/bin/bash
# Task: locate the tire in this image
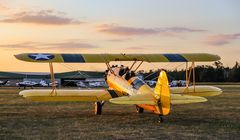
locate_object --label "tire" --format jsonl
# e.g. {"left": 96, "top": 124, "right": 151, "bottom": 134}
{"left": 94, "top": 102, "right": 102, "bottom": 115}
{"left": 158, "top": 116, "right": 164, "bottom": 123}
{"left": 136, "top": 105, "right": 144, "bottom": 113}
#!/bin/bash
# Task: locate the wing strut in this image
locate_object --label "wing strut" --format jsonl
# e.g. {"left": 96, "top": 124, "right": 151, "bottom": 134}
{"left": 193, "top": 62, "right": 196, "bottom": 92}
{"left": 105, "top": 62, "right": 114, "bottom": 74}
{"left": 129, "top": 60, "right": 137, "bottom": 70}
{"left": 49, "top": 62, "right": 57, "bottom": 96}
{"left": 185, "top": 62, "right": 196, "bottom": 92}
{"left": 128, "top": 60, "right": 144, "bottom": 72}
{"left": 134, "top": 61, "right": 143, "bottom": 72}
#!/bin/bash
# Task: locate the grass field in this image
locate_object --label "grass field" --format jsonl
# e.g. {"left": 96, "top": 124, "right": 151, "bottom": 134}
{"left": 0, "top": 85, "right": 239, "bottom": 139}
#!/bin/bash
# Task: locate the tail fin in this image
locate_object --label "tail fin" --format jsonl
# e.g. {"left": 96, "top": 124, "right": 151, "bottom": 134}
{"left": 154, "top": 71, "right": 170, "bottom": 115}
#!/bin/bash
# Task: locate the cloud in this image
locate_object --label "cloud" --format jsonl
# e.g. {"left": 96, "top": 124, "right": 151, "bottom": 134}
{"left": 107, "top": 38, "right": 132, "bottom": 42}
{"left": 0, "top": 41, "right": 98, "bottom": 51}
{"left": 0, "top": 4, "right": 8, "bottom": 11}
{"left": 97, "top": 24, "right": 206, "bottom": 36}
{"left": 126, "top": 46, "right": 145, "bottom": 50}
{"left": 0, "top": 10, "right": 82, "bottom": 25}
{"left": 205, "top": 33, "right": 240, "bottom": 46}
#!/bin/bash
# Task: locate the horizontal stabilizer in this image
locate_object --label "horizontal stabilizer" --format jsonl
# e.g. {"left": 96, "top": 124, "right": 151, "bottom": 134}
{"left": 109, "top": 93, "right": 156, "bottom": 105}
{"left": 171, "top": 94, "right": 207, "bottom": 105}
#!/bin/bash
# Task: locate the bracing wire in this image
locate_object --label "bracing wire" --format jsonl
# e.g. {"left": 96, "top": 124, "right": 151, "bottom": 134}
{"left": 144, "top": 62, "right": 186, "bottom": 81}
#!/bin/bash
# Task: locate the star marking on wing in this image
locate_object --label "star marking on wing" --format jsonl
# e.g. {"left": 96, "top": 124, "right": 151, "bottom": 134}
{"left": 29, "top": 53, "right": 54, "bottom": 60}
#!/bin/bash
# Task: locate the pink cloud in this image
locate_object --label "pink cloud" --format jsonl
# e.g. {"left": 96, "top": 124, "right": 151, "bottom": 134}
{"left": 0, "top": 10, "right": 82, "bottom": 25}
{"left": 0, "top": 41, "right": 98, "bottom": 51}
{"left": 97, "top": 24, "right": 206, "bottom": 36}
{"left": 205, "top": 33, "right": 240, "bottom": 46}
{"left": 97, "top": 24, "right": 159, "bottom": 35}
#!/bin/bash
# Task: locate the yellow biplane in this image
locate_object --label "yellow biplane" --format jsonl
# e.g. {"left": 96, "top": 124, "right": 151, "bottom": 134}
{"left": 15, "top": 53, "right": 222, "bottom": 122}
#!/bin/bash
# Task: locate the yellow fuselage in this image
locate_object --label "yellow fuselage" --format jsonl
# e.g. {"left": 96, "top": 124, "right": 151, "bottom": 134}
{"left": 106, "top": 72, "right": 161, "bottom": 114}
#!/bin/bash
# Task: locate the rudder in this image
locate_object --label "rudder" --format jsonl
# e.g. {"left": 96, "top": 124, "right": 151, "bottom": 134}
{"left": 154, "top": 71, "right": 170, "bottom": 115}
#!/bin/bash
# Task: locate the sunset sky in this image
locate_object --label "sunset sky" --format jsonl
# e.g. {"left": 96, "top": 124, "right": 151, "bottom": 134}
{"left": 0, "top": 0, "right": 239, "bottom": 72}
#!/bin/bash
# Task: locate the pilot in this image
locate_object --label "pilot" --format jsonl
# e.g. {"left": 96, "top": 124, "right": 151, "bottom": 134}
{"left": 119, "top": 65, "right": 125, "bottom": 76}
{"left": 124, "top": 67, "right": 131, "bottom": 80}
{"left": 104, "top": 70, "right": 109, "bottom": 81}
{"left": 130, "top": 71, "right": 136, "bottom": 77}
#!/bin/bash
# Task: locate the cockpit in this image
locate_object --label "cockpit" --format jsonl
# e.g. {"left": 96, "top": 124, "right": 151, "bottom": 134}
{"left": 105, "top": 65, "right": 137, "bottom": 81}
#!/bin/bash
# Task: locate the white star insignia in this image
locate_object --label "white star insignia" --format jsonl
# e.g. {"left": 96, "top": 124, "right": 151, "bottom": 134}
{"left": 31, "top": 54, "right": 52, "bottom": 60}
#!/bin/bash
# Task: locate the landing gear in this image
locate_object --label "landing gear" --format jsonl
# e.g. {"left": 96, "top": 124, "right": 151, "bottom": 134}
{"left": 94, "top": 102, "right": 104, "bottom": 115}
{"left": 136, "top": 105, "right": 144, "bottom": 113}
{"left": 158, "top": 115, "right": 164, "bottom": 123}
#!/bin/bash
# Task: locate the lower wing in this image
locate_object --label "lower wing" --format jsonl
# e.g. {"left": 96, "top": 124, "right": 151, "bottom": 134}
{"left": 19, "top": 89, "right": 121, "bottom": 102}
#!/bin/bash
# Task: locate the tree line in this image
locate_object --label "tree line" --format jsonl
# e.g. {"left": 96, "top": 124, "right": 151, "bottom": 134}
{"left": 140, "top": 61, "right": 240, "bottom": 82}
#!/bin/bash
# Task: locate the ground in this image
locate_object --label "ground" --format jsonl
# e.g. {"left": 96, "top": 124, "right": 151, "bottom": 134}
{"left": 0, "top": 85, "right": 239, "bottom": 139}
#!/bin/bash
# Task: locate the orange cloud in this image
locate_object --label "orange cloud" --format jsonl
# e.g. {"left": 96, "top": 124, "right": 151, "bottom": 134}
{"left": 0, "top": 4, "right": 8, "bottom": 11}
{"left": 127, "top": 46, "right": 145, "bottom": 50}
{"left": 0, "top": 10, "right": 82, "bottom": 25}
{"left": 205, "top": 33, "right": 240, "bottom": 46}
{"left": 97, "top": 24, "right": 206, "bottom": 36}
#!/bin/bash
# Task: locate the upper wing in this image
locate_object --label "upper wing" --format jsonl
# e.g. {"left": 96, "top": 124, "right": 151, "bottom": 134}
{"left": 15, "top": 53, "right": 220, "bottom": 63}
{"left": 19, "top": 89, "right": 121, "bottom": 102}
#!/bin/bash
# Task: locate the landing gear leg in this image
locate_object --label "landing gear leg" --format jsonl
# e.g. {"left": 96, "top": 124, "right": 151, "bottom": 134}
{"left": 158, "top": 115, "right": 164, "bottom": 123}
{"left": 136, "top": 105, "right": 144, "bottom": 113}
{"left": 94, "top": 102, "right": 103, "bottom": 115}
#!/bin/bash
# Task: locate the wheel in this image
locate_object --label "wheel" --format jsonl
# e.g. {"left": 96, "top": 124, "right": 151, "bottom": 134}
{"left": 136, "top": 105, "right": 144, "bottom": 113}
{"left": 94, "top": 102, "right": 102, "bottom": 115}
{"left": 158, "top": 115, "right": 164, "bottom": 123}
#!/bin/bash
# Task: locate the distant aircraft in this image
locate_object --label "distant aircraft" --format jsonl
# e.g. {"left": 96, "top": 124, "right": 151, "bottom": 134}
{"left": 0, "top": 80, "right": 9, "bottom": 86}
{"left": 76, "top": 81, "right": 88, "bottom": 88}
{"left": 145, "top": 80, "right": 157, "bottom": 87}
{"left": 39, "top": 80, "right": 49, "bottom": 87}
{"left": 89, "top": 81, "right": 107, "bottom": 88}
{"left": 49, "top": 81, "right": 59, "bottom": 87}
{"left": 170, "top": 80, "right": 189, "bottom": 87}
{"left": 16, "top": 81, "right": 39, "bottom": 89}
{"left": 15, "top": 53, "right": 222, "bottom": 122}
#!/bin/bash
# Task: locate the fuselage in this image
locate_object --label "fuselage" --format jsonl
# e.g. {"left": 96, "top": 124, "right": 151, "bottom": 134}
{"left": 106, "top": 67, "right": 162, "bottom": 114}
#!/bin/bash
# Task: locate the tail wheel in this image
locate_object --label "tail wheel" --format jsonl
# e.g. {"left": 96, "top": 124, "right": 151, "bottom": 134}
{"left": 136, "top": 105, "right": 144, "bottom": 113}
{"left": 158, "top": 115, "right": 164, "bottom": 123}
{"left": 94, "top": 102, "right": 102, "bottom": 115}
